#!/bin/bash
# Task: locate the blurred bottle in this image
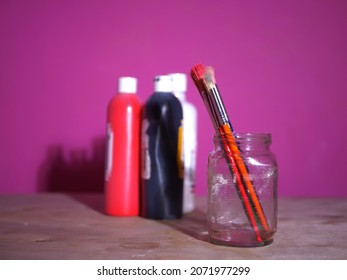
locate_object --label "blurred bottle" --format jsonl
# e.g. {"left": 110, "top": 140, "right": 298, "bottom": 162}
{"left": 170, "top": 73, "right": 198, "bottom": 213}
{"left": 105, "top": 77, "right": 141, "bottom": 216}
{"left": 141, "top": 75, "right": 184, "bottom": 219}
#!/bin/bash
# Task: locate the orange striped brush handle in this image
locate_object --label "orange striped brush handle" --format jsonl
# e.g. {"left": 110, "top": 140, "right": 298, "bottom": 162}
{"left": 217, "top": 126, "right": 263, "bottom": 241}
{"left": 220, "top": 124, "right": 269, "bottom": 233}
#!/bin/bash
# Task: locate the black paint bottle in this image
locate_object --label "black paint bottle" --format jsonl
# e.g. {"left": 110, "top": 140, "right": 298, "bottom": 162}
{"left": 141, "top": 75, "right": 184, "bottom": 219}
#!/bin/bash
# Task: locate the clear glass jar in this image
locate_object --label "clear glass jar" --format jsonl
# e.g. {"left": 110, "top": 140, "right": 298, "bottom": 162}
{"left": 207, "top": 132, "right": 278, "bottom": 247}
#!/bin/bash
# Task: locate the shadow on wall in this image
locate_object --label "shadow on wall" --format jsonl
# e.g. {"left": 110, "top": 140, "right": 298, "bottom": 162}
{"left": 37, "top": 137, "right": 105, "bottom": 192}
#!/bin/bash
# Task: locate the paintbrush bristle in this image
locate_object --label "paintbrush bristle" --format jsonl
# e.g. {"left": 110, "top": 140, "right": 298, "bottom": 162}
{"left": 204, "top": 66, "right": 216, "bottom": 89}
{"left": 190, "top": 64, "right": 207, "bottom": 93}
{"left": 190, "top": 64, "right": 205, "bottom": 84}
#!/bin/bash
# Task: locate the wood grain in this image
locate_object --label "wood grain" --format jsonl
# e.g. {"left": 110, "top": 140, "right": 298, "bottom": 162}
{"left": 0, "top": 193, "right": 346, "bottom": 259}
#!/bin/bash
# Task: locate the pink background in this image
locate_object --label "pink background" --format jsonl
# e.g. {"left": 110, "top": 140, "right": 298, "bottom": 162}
{"left": 1, "top": 0, "right": 346, "bottom": 197}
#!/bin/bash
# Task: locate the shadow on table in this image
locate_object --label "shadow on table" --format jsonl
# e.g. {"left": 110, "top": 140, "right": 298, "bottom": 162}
{"left": 67, "top": 192, "right": 105, "bottom": 214}
{"left": 159, "top": 210, "right": 210, "bottom": 243}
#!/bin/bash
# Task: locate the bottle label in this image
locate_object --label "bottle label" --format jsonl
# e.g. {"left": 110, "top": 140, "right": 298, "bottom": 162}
{"left": 105, "top": 123, "right": 113, "bottom": 181}
{"left": 141, "top": 119, "right": 151, "bottom": 180}
{"left": 177, "top": 123, "right": 184, "bottom": 179}
{"left": 188, "top": 149, "right": 197, "bottom": 182}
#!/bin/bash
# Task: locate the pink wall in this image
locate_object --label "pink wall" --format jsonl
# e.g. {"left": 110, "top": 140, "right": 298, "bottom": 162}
{"left": 1, "top": 0, "right": 346, "bottom": 196}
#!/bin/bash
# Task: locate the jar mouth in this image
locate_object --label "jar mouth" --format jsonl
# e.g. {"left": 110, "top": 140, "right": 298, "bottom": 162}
{"left": 213, "top": 132, "right": 272, "bottom": 143}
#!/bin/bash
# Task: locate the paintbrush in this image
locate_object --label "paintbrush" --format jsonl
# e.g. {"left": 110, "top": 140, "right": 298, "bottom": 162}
{"left": 191, "top": 64, "right": 269, "bottom": 241}
{"left": 203, "top": 66, "right": 269, "bottom": 234}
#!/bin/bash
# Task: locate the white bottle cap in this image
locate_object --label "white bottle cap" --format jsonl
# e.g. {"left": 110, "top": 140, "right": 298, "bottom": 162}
{"left": 154, "top": 75, "right": 172, "bottom": 93}
{"left": 118, "top": 77, "right": 137, "bottom": 94}
{"left": 170, "top": 73, "right": 187, "bottom": 93}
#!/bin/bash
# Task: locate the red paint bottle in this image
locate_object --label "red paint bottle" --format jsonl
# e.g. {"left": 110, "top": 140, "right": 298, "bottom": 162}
{"left": 105, "top": 77, "right": 141, "bottom": 216}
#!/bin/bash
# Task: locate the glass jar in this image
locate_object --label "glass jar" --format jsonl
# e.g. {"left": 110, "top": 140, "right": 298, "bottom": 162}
{"left": 207, "top": 132, "right": 278, "bottom": 247}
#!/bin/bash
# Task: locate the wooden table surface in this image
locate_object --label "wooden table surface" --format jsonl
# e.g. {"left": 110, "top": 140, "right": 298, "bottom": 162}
{"left": 0, "top": 193, "right": 346, "bottom": 260}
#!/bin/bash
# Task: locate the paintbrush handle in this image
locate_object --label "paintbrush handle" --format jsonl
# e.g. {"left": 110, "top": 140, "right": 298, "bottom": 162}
{"left": 203, "top": 85, "right": 269, "bottom": 236}
{"left": 217, "top": 127, "right": 263, "bottom": 241}
{"left": 220, "top": 124, "right": 270, "bottom": 232}
{"left": 207, "top": 83, "right": 269, "bottom": 232}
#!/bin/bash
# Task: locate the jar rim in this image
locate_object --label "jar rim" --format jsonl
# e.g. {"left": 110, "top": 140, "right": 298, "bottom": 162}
{"left": 213, "top": 132, "right": 272, "bottom": 143}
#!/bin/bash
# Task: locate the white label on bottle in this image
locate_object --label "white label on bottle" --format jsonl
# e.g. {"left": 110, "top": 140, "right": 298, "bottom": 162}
{"left": 188, "top": 149, "right": 197, "bottom": 182}
{"left": 105, "top": 123, "right": 113, "bottom": 181}
{"left": 141, "top": 119, "right": 151, "bottom": 180}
